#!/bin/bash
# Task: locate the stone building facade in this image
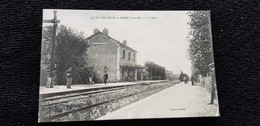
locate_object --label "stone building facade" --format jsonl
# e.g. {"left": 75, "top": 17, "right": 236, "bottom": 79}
{"left": 85, "top": 28, "right": 147, "bottom": 82}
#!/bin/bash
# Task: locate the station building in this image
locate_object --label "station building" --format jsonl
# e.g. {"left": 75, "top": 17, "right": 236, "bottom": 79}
{"left": 85, "top": 28, "right": 148, "bottom": 82}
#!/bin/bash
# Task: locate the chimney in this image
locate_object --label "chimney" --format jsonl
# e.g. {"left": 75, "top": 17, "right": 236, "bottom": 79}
{"left": 123, "top": 40, "right": 127, "bottom": 46}
{"left": 93, "top": 28, "right": 99, "bottom": 34}
{"left": 103, "top": 28, "right": 108, "bottom": 35}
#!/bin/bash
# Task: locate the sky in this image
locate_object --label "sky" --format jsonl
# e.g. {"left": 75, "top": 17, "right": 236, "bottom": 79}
{"left": 42, "top": 10, "right": 192, "bottom": 75}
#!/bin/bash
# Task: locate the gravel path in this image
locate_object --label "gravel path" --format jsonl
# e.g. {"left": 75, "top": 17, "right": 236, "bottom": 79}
{"left": 97, "top": 81, "right": 219, "bottom": 120}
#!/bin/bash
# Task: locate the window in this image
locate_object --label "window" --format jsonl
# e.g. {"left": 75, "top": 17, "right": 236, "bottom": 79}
{"left": 133, "top": 53, "right": 136, "bottom": 62}
{"left": 123, "top": 49, "right": 125, "bottom": 59}
{"left": 128, "top": 52, "right": 131, "bottom": 60}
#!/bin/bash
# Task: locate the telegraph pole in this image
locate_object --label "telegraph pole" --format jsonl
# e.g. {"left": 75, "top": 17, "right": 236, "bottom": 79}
{"left": 43, "top": 10, "right": 60, "bottom": 88}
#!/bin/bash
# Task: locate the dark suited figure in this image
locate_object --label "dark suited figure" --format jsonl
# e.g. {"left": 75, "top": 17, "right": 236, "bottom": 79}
{"left": 104, "top": 73, "right": 108, "bottom": 85}
{"left": 208, "top": 63, "right": 216, "bottom": 104}
{"left": 191, "top": 74, "right": 195, "bottom": 86}
{"left": 103, "top": 66, "right": 109, "bottom": 85}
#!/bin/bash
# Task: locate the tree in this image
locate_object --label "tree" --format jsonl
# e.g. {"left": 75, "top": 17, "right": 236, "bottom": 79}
{"left": 187, "top": 11, "right": 214, "bottom": 77}
{"left": 144, "top": 61, "right": 166, "bottom": 80}
{"left": 55, "top": 25, "right": 89, "bottom": 84}
{"left": 41, "top": 25, "right": 91, "bottom": 85}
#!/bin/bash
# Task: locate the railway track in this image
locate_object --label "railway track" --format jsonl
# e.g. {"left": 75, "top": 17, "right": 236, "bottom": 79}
{"left": 39, "top": 81, "right": 177, "bottom": 122}
{"left": 40, "top": 87, "right": 125, "bottom": 105}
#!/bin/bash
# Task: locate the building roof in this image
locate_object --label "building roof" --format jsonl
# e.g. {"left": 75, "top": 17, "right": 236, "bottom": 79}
{"left": 85, "top": 31, "right": 138, "bottom": 52}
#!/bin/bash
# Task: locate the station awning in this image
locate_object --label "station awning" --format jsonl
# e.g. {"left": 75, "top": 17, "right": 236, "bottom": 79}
{"left": 120, "top": 64, "right": 148, "bottom": 69}
{"left": 135, "top": 65, "right": 149, "bottom": 69}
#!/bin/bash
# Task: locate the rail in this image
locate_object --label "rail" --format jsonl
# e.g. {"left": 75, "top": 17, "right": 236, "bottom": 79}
{"left": 39, "top": 80, "right": 175, "bottom": 122}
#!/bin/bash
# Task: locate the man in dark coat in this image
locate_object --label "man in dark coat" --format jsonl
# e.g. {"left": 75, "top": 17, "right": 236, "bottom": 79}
{"left": 104, "top": 73, "right": 108, "bottom": 85}
{"left": 191, "top": 74, "right": 195, "bottom": 86}
{"left": 103, "top": 66, "right": 108, "bottom": 85}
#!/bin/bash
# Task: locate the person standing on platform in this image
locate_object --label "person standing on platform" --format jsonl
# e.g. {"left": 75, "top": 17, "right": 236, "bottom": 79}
{"left": 191, "top": 74, "right": 195, "bottom": 86}
{"left": 66, "top": 67, "right": 72, "bottom": 89}
{"left": 208, "top": 63, "right": 216, "bottom": 105}
{"left": 103, "top": 66, "right": 108, "bottom": 85}
{"left": 89, "top": 73, "right": 93, "bottom": 85}
{"left": 46, "top": 74, "right": 51, "bottom": 88}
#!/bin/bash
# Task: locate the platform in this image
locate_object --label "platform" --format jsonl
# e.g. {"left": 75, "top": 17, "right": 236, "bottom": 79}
{"left": 39, "top": 80, "right": 169, "bottom": 95}
{"left": 97, "top": 81, "right": 219, "bottom": 120}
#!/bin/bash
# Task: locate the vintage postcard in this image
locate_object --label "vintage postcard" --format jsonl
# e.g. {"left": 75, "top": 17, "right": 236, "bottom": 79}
{"left": 39, "top": 9, "right": 219, "bottom": 122}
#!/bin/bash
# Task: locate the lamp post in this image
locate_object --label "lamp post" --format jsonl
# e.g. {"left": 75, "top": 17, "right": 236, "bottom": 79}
{"left": 43, "top": 10, "right": 60, "bottom": 88}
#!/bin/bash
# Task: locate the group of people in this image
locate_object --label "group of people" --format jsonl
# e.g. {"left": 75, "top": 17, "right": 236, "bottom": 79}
{"left": 65, "top": 66, "right": 109, "bottom": 89}
{"left": 190, "top": 63, "right": 217, "bottom": 105}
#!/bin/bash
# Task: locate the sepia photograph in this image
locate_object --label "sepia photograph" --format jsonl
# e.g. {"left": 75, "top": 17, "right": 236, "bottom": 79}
{"left": 38, "top": 10, "right": 219, "bottom": 122}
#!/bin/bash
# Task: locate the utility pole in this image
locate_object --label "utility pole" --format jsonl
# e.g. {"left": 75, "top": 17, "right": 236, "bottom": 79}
{"left": 43, "top": 10, "right": 60, "bottom": 88}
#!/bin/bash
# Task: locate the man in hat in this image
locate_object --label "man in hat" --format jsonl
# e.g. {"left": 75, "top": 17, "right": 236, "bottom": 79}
{"left": 208, "top": 63, "right": 216, "bottom": 105}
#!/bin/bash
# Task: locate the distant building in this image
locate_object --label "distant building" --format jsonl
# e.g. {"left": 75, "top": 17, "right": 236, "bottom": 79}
{"left": 85, "top": 28, "right": 148, "bottom": 82}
